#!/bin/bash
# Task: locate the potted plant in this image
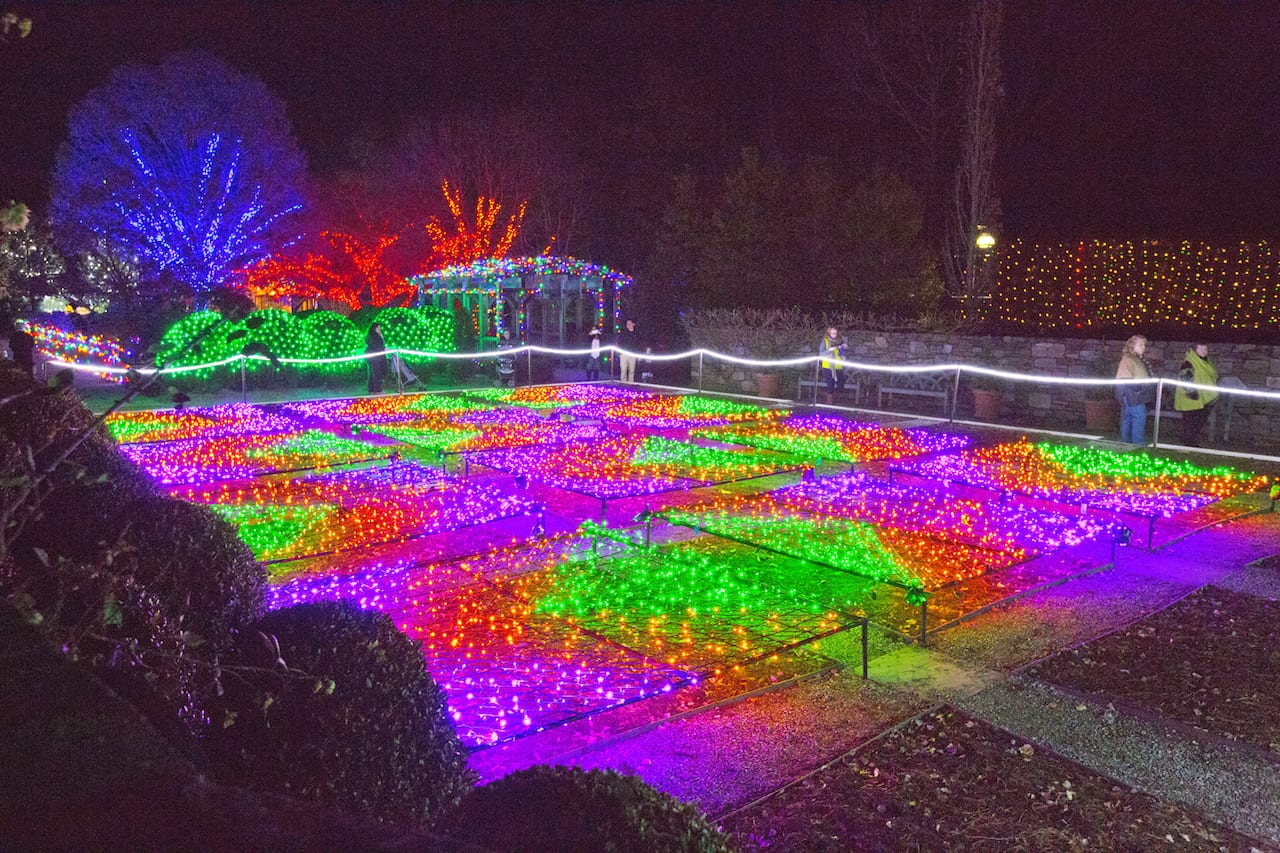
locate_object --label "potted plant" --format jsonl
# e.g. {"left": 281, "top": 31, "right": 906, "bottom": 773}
{"left": 970, "top": 374, "right": 1003, "bottom": 420}
{"left": 1084, "top": 383, "right": 1118, "bottom": 431}
{"left": 1080, "top": 350, "right": 1121, "bottom": 432}
{"left": 967, "top": 343, "right": 1004, "bottom": 420}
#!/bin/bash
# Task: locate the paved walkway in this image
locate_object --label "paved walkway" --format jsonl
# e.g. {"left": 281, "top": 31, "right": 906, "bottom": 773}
{"left": 552, "top": 506, "right": 1280, "bottom": 845}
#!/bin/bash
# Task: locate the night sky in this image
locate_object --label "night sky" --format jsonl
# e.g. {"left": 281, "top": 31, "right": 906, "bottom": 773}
{"left": 3, "top": 1, "right": 1279, "bottom": 246}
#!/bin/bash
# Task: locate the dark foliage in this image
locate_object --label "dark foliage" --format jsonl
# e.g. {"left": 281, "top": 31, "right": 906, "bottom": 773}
{"left": 203, "top": 601, "right": 475, "bottom": 829}
{"left": 0, "top": 365, "right": 265, "bottom": 732}
{"left": 0, "top": 603, "right": 466, "bottom": 853}
{"left": 443, "top": 765, "right": 734, "bottom": 853}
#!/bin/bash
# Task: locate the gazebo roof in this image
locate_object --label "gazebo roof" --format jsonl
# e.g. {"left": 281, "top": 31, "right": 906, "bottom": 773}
{"left": 414, "top": 255, "right": 633, "bottom": 289}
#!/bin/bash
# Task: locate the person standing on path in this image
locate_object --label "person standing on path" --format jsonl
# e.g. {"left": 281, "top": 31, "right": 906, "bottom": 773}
{"left": 1174, "top": 342, "right": 1218, "bottom": 447}
{"left": 618, "top": 318, "right": 640, "bottom": 383}
{"left": 1115, "top": 334, "right": 1153, "bottom": 444}
{"left": 818, "top": 326, "right": 848, "bottom": 405}
{"left": 585, "top": 327, "right": 602, "bottom": 381}
{"left": 365, "top": 322, "right": 389, "bottom": 394}
{"left": 7, "top": 321, "right": 35, "bottom": 379}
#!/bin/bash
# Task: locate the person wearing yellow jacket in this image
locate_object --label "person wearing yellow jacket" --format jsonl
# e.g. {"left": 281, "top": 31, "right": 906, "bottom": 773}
{"left": 819, "top": 326, "right": 848, "bottom": 405}
{"left": 1174, "top": 343, "right": 1218, "bottom": 447}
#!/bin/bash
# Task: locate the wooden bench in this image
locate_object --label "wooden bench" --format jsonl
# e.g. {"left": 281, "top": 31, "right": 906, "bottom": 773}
{"left": 877, "top": 372, "right": 953, "bottom": 416}
{"left": 798, "top": 370, "right": 866, "bottom": 405}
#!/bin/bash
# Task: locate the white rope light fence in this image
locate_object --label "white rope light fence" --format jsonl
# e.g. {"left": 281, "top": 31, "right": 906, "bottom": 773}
{"left": 46, "top": 345, "right": 1280, "bottom": 461}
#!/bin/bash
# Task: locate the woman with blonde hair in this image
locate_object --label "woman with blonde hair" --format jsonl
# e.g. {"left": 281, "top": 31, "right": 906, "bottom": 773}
{"left": 1114, "top": 334, "right": 1153, "bottom": 444}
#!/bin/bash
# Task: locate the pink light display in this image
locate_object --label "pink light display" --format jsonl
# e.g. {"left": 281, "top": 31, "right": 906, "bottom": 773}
{"left": 568, "top": 394, "right": 782, "bottom": 430}
{"left": 467, "top": 434, "right": 801, "bottom": 499}
{"left": 121, "top": 429, "right": 392, "bottom": 484}
{"left": 266, "top": 538, "right": 694, "bottom": 746}
{"left": 280, "top": 393, "right": 497, "bottom": 425}
{"left": 106, "top": 403, "right": 298, "bottom": 445}
{"left": 890, "top": 439, "right": 1268, "bottom": 517}
{"left": 695, "top": 414, "right": 970, "bottom": 463}
{"left": 173, "top": 462, "right": 539, "bottom": 563}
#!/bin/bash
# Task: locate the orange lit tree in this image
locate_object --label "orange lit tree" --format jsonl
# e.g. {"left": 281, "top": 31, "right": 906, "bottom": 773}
{"left": 422, "top": 180, "right": 527, "bottom": 272}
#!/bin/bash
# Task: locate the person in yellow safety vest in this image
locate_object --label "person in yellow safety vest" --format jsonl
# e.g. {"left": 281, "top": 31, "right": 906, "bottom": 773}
{"left": 1173, "top": 342, "right": 1218, "bottom": 447}
{"left": 819, "top": 326, "right": 848, "bottom": 405}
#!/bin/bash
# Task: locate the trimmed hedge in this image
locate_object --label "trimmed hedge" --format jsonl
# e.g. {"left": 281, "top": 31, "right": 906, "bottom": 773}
{"left": 443, "top": 765, "right": 735, "bottom": 852}
{"left": 202, "top": 601, "right": 475, "bottom": 828}
{"left": 153, "top": 305, "right": 454, "bottom": 388}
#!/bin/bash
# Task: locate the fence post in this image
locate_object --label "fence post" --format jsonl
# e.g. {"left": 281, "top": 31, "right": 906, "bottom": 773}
{"left": 1152, "top": 379, "right": 1164, "bottom": 448}
{"left": 526, "top": 348, "right": 532, "bottom": 387}
{"left": 240, "top": 356, "right": 247, "bottom": 403}
{"left": 950, "top": 367, "right": 961, "bottom": 422}
{"left": 697, "top": 351, "right": 704, "bottom": 393}
{"left": 394, "top": 350, "right": 404, "bottom": 395}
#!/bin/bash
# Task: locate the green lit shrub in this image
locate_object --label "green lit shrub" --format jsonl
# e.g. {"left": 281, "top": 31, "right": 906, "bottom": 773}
{"left": 203, "top": 600, "right": 475, "bottom": 828}
{"left": 150, "top": 306, "right": 455, "bottom": 388}
{"left": 294, "top": 310, "right": 363, "bottom": 380}
{"left": 236, "top": 308, "right": 297, "bottom": 379}
{"left": 375, "top": 306, "right": 454, "bottom": 373}
{"left": 442, "top": 765, "right": 734, "bottom": 852}
{"left": 154, "top": 310, "right": 233, "bottom": 389}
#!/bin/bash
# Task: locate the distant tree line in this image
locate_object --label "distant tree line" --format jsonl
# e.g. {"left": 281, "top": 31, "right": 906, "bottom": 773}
{"left": 6, "top": 2, "right": 1011, "bottom": 350}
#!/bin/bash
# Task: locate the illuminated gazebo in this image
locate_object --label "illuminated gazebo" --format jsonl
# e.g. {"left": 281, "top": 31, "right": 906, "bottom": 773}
{"left": 412, "top": 256, "right": 632, "bottom": 351}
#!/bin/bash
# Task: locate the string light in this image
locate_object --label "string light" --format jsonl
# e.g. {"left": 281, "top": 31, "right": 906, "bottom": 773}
{"left": 106, "top": 403, "right": 297, "bottom": 444}
{"left": 468, "top": 434, "right": 801, "bottom": 499}
{"left": 694, "top": 414, "right": 969, "bottom": 463}
{"left": 892, "top": 439, "right": 1267, "bottom": 517}
{"left": 990, "top": 239, "right": 1280, "bottom": 330}
{"left": 266, "top": 537, "right": 693, "bottom": 746}
{"left": 175, "top": 461, "right": 538, "bottom": 563}
{"left": 21, "top": 321, "right": 132, "bottom": 381}
{"left": 120, "top": 429, "right": 393, "bottom": 485}
{"left": 106, "top": 382, "right": 1272, "bottom": 751}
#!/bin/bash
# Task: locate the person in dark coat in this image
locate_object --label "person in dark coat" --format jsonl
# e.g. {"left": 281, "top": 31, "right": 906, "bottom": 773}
{"left": 365, "top": 322, "right": 388, "bottom": 393}
{"left": 8, "top": 322, "right": 35, "bottom": 379}
{"left": 617, "top": 318, "right": 640, "bottom": 383}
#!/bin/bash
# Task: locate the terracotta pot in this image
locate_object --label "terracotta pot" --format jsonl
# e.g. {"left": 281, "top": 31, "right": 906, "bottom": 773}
{"left": 971, "top": 388, "right": 1003, "bottom": 421}
{"left": 1084, "top": 398, "right": 1118, "bottom": 431}
{"left": 754, "top": 372, "right": 781, "bottom": 398}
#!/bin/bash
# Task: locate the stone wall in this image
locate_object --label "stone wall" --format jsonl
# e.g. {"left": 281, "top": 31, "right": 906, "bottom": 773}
{"left": 697, "top": 332, "right": 1280, "bottom": 447}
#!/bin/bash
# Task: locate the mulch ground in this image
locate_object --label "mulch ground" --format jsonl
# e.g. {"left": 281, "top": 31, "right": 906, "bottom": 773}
{"left": 1026, "top": 585, "right": 1280, "bottom": 755}
{"left": 720, "top": 707, "right": 1265, "bottom": 852}
{"left": 1252, "top": 552, "right": 1280, "bottom": 570}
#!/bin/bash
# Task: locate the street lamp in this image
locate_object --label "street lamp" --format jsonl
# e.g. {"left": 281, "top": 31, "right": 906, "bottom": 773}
{"left": 975, "top": 229, "right": 996, "bottom": 251}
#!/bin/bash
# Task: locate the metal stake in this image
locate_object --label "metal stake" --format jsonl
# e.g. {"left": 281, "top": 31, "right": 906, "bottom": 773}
{"left": 949, "top": 368, "right": 961, "bottom": 422}
{"left": 240, "top": 356, "right": 247, "bottom": 403}
{"left": 1152, "top": 379, "right": 1164, "bottom": 448}
{"left": 861, "top": 619, "right": 869, "bottom": 679}
{"left": 697, "top": 352, "right": 704, "bottom": 392}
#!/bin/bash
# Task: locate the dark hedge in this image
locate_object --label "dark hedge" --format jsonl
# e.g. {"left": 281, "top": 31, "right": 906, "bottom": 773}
{"left": 443, "top": 765, "right": 735, "bottom": 853}
{"left": 203, "top": 600, "right": 475, "bottom": 829}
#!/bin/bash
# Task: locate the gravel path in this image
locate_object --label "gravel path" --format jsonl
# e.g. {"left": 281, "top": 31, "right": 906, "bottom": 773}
{"left": 956, "top": 677, "right": 1280, "bottom": 846}
{"left": 929, "top": 509, "right": 1280, "bottom": 673}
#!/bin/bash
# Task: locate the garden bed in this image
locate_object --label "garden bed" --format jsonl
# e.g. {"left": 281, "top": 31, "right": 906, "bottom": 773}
{"left": 721, "top": 707, "right": 1263, "bottom": 851}
{"left": 1025, "top": 585, "right": 1280, "bottom": 755}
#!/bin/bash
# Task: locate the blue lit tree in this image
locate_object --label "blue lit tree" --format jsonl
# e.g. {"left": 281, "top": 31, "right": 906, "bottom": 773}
{"left": 51, "top": 52, "right": 306, "bottom": 302}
